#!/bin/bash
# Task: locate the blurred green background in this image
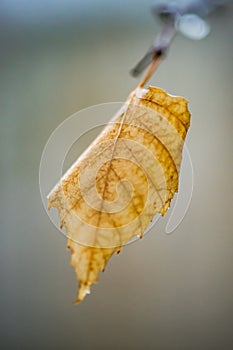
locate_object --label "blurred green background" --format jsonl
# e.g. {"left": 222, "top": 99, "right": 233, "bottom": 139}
{"left": 1, "top": 1, "right": 233, "bottom": 349}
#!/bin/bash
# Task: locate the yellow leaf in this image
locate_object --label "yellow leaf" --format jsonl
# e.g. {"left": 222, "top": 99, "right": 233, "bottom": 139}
{"left": 48, "top": 86, "right": 190, "bottom": 303}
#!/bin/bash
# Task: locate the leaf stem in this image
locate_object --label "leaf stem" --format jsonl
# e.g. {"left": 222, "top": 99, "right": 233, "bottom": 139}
{"left": 137, "top": 54, "right": 162, "bottom": 88}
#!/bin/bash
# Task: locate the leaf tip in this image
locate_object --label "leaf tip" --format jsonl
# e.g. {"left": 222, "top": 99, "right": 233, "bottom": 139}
{"left": 74, "top": 284, "right": 91, "bottom": 304}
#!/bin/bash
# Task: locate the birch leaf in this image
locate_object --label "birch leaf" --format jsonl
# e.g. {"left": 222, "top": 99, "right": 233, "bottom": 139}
{"left": 48, "top": 85, "right": 191, "bottom": 303}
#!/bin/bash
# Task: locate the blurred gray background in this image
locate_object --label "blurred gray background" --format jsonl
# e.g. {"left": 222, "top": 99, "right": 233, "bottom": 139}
{"left": 0, "top": 1, "right": 233, "bottom": 349}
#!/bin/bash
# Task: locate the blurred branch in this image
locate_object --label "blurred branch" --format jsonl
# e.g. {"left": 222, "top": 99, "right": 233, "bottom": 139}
{"left": 132, "top": 15, "right": 176, "bottom": 88}
{"left": 131, "top": 0, "right": 229, "bottom": 88}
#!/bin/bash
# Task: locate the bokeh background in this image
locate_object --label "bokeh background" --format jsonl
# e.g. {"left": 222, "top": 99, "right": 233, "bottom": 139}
{"left": 1, "top": 1, "right": 233, "bottom": 349}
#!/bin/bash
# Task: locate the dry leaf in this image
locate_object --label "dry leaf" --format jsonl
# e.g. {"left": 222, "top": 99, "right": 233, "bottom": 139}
{"left": 48, "top": 86, "right": 190, "bottom": 303}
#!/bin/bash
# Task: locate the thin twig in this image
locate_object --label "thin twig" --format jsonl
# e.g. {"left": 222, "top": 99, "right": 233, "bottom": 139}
{"left": 131, "top": 8, "right": 177, "bottom": 87}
